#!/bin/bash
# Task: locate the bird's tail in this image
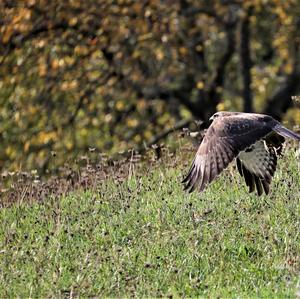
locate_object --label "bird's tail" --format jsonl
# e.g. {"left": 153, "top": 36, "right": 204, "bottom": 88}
{"left": 274, "top": 125, "right": 300, "bottom": 141}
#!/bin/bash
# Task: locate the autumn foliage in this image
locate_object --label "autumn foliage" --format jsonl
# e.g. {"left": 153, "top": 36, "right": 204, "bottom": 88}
{"left": 0, "top": 0, "right": 299, "bottom": 172}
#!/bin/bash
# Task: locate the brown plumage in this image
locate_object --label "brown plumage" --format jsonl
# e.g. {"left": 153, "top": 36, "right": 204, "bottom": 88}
{"left": 182, "top": 111, "right": 300, "bottom": 196}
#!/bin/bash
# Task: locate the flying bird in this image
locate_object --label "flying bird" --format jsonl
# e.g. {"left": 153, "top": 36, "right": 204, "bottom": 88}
{"left": 182, "top": 111, "right": 300, "bottom": 196}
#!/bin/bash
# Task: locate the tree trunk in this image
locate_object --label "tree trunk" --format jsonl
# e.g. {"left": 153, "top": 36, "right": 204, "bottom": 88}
{"left": 240, "top": 9, "right": 253, "bottom": 112}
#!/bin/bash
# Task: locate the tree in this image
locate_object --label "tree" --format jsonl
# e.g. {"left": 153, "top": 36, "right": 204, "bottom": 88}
{"left": 0, "top": 0, "right": 299, "bottom": 172}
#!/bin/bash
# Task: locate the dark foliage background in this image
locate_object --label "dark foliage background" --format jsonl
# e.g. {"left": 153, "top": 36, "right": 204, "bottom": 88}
{"left": 0, "top": 0, "right": 299, "bottom": 172}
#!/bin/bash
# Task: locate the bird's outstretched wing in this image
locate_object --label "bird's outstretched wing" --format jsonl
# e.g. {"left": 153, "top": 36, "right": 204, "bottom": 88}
{"left": 236, "top": 132, "right": 285, "bottom": 196}
{"left": 182, "top": 115, "right": 277, "bottom": 193}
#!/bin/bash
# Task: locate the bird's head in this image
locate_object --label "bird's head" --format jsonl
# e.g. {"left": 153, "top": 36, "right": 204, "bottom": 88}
{"left": 209, "top": 111, "right": 240, "bottom": 121}
{"left": 209, "top": 112, "right": 221, "bottom": 121}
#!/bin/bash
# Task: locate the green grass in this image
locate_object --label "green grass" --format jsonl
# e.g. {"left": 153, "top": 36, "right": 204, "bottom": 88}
{"left": 0, "top": 149, "right": 299, "bottom": 297}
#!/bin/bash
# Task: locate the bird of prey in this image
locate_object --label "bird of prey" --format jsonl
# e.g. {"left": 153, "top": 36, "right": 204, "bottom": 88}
{"left": 182, "top": 111, "right": 300, "bottom": 196}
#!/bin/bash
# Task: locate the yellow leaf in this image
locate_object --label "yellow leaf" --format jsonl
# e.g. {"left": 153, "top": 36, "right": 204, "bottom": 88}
{"left": 65, "top": 141, "right": 73, "bottom": 150}
{"left": 28, "top": 106, "right": 38, "bottom": 114}
{"left": 179, "top": 47, "right": 188, "bottom": 56}
{"left": 69, "top": 17, "right": 78, "bottom": 26}
{"left": 24, "top": 141, "right": 30, "bottom": 152}
{"left": 14, "top": 111, "right": 20, "bottom": 122}
{"left": 5, "top": 146, "right": 16, "bottom": 159}
{"left": 38, "top": 63, "right": 47, "bottom": 76}
{"left": 144, "top": 130, "right": 152, "bottom": 139}
{"left": 80, "top": 128, "right": 88, "bottom": 137}
{"left": 2, "top": 26, "right": 13, "bottom": 44}
{"left": 74, "top": 45, "right": 89, "bottom": 56}
{"left": 51, "top": 59, "right": 59, "bottom": 70}
{"left": 156, "top": 49, "right": 164, "bottom": 60}
{"left": 217, "top": 102, "right": 225, "bottom": 111}
{"left": 92, "top": 118, "right": 99, "bottom": 126}
{"left": 196, "top": 81, "right": 205, "bottom": 89}
{"left": 284, "top": 63, "right": 293, "bottom": 74}
{"left": 116, "top": 101, "right": 125, "bottom": 111}
{"left": 134, "top": 135, "right": 141, "bottom": 143}
{"left": 137, "top": 99, "right": 147, "bottom": 111}
{"left": 127, "top": 118, "right": 138, "bottom": 128}
{"left": 36, "top": 131, "right": 57, "bottom": 144}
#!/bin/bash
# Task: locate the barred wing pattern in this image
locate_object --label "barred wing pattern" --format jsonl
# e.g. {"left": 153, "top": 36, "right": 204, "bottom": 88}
{"left": 236, "top": 133, "right": 285, "bottom": 195}
{"left": 236, "top": 141, "right": 277, "bottom": 196}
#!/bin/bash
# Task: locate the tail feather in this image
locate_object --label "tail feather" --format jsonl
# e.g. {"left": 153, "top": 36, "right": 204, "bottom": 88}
{"left": 274, "top": 125, "right": 300, "bottom": 141}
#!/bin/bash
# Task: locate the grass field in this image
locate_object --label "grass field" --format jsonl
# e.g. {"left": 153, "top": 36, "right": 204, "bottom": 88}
{"left": 0, "top": 146, "right": 299, "bottom": 297}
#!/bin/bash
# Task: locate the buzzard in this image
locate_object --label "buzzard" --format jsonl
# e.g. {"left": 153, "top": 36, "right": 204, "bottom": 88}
{"left": 182, "top": 111, "right": 300, "bottom": 196}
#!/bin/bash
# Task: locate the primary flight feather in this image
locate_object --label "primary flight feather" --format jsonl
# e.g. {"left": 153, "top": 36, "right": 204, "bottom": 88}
{"left": 182, "top": 111, "right": 300, "bottom": 196}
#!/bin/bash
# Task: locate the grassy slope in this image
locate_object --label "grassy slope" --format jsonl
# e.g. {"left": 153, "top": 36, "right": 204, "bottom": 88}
{"left": 0, "top": 148, "right": 299, "bottom": 298}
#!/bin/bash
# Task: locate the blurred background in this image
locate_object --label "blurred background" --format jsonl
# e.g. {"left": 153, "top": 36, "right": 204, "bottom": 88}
{"left": 0, "top": 0, "right": 299, "bottom": 173}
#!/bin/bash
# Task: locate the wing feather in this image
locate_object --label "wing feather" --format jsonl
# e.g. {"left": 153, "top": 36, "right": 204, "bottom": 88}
{"left": 239, "top": 160, "right": 255, "bottom": 193}
{"left": 261, "top": 179, "right": 270, "bottom": 194}
{"left": 209, "top": 147, "right": 218, "bottom": 183}
{"left": 254, "top": 176, "right": 263, "bottom": 196}
{"left": 236, "top": 157, "right": 243, "bottom": 176}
